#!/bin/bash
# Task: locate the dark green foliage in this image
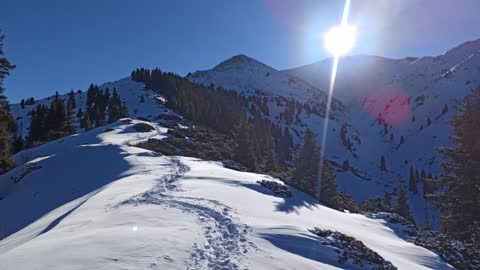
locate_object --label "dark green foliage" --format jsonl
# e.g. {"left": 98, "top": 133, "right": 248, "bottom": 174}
{"left": 395, "top": 185, "right": 413, "bottom": 223}
{"left": 342, "top": 159, "right": 350, "bottom": 171}
{"left": 26, "top": 97, "right": 35, "bottom": 105}
{"left": 65, "top": 91, "right": 76, "bottom": 134}
{"left": 433, "top": 88, "right": 480, "bottom": 240}
{"left": 408, "top": 166, "right": 417, "bottom": 194}
{"left": 292, "top": 128, "right": 339, "bottom": 208}
{"left": 108, "top": 89, "right": 127, "bottom": 123}
{"left": 442, "top": 104, "right": 449, "bottom": 115}
{"left": 27, "top": 85, "right": 125, "bottom": 147}
{"left": 133, "top": 122, "right": 154, "bottom": 132}
{"left": 27, "top": 93, "right": 68, "bottom": 146}
{"left": 235, "top": 120, "right": 256, "bottom": 171}
{"left": 0, "top": 31, "right": 16, "bottom": 173}
{"left": 133, "top": 67, "right": 292, "bottom": 174}
{"left": 380, "top": 155, "right": 386, "bottom": 171}
{"left": 83, "top": 84, "right": 126, "bottom": 128}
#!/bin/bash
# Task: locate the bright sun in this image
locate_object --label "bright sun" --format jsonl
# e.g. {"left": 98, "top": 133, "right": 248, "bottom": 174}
{"left": 324, "top": 24, "right": 357, "bottom": 57}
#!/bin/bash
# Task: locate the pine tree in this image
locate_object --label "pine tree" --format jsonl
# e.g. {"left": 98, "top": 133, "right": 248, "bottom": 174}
{"left": 65, "top": 98, "right": 76, "bottom": 134}
{"left": 380, "top": 155, "right": 386, "bottom": 171}
{"left": 319, "top": 159, "right": 339, "bottom": 208}
{"left": 292, "top": 128, "right": 339, "bottom": 207}
{"left": 81, "top": 113, "right": 92, "bottom": 131}
{"left": 0, "top": 31, "right": 16, "bottom": 173}
{"left": 45, "top": 92, "right": 67, "bottom": 140}
{"left": 342, "top": 159, "right": 350, "bottom": 171}
{"left": 415, "top": 169, "right": 420, "bottom": 185}
{"left": 409, "top": 166, "right": 417, "bottom": 194}
{"left": 422, "top": 206, "right": 433, "bottom": 231}
{"left": 442, "top": 104, "right": 449, "bottom": 115}
{"left": 293, "top": 129, "right": 320, "bottom": 196}
{"left": 434, "top": 88, "right": 480, "bottom": 239}
{"left": 235, "top": 120, "right": 255, "bottom": 171}
{"left": 26, "top": 104, "right": 48, "bottom": 147}
{"left": 400, "top": 135, "right": 405, "bottom": 144}
{"left": 396, "top": 185, "right": 413, "bottom": 222}
{"left": 107, "top": 88, "right": 126, "bottom": 123}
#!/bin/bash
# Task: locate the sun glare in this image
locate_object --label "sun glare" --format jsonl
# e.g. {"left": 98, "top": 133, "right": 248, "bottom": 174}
{"left": 324, "top": 24, "right": 357, "bottom": 57}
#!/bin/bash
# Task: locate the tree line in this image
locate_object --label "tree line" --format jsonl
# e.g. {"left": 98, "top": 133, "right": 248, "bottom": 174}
{"left": 0, "top": 31, "right": 16, "bottom": 173}
{"left": 132, "top": 68, "right": 352, "bottom": 210}
{"left": 26, "top": 86, "right": 128, "bottom": 148}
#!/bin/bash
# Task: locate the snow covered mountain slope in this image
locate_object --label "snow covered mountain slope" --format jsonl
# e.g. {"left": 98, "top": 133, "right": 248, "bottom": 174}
{"left": 186, "top": 39, "right": 480, "bottom": 224}
{"left": 0, "top": 119, "right": 452, "bottom": 269}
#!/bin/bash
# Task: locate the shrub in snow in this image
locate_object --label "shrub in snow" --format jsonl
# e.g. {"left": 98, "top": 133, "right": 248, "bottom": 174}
{"left": 257, "top": 179, "right": 292, "bottom": 198}
{"left": 414, "top": 227, "right": 480, "bottom": 270}
{"left": 133, "top": 123, "right": 155, "bottom": 132}
{"left": 309, "top": 227, "right": 397, "bottom": 270}
{"left": 366, "top": 212, "right": 417, "bottom": 237}
{"left": 10, "top": 163, "right": 42, "bottom": 184}
{"left": 103, "top": 128, "right": 115, "bottom": 133}
{"left": 135, "top": 138, "right": 177, "bottom": 156}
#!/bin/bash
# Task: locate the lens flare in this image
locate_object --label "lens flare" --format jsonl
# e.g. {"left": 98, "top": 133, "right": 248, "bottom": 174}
{"left": 324, "top": 25, "right": 357, "bottom": 57}
{"left": 316, "top": 0, "right": 354, "bottom": 200}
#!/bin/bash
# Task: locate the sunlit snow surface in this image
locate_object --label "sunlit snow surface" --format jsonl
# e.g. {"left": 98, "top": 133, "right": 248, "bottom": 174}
{"left": 0, "top": 119, "right": 452, "bottom": 269}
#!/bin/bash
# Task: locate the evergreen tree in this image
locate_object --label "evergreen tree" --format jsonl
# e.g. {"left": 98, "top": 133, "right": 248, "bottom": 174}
{"left": 409, "top": 166, "right": 417, "bottom": 194}
{"left": 342, "top": 159, "right": 350, "bottom": 171}
{"left": 65, "top": 98, "right": 76, "bottom": 135}
{"left": 235, "top": 120, "right": 255, "bottom": 171}
{"left": 67, "top": 90, "right": 76, "bottom": 109}
{"left": 107, "top": 88, "right": 126, "bottom": 123}
{"left": 0, "top": 31, "right": 16, "bottom": 173}
{"left": 396, "top": 185, "right": 413, "bottom": 222}
{"left": 292, "top": 128, "right": 339, "bottom": 207}
{"left": 434, "top": 88, "right": 480, "bottom": 239}
{"left": 415, "top": 169, "right": 420, "bottom": 185}
{"left": 77, "top": 108, "right": 84, "bottom": 122}
{"left": 400, "top": 135, "right": 405, "bottom": 144}
{"left": 81, "top": 113, "right": 92, "bottom": 131}
{"left": 26, "top": 104, "right": 48, "bottom": 147}
{"left": 380, "top": 155, "right": 386, "bottom": 171}
{"left": 45, "top": 92, "right": 67, "bottom": 139}
{"left": 442, "top": 104, "right": 449, "bottom": 115}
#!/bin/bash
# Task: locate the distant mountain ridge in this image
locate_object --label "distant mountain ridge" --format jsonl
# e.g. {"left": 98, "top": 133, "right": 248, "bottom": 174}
{"left": 186, "top": 38, "right": 480, "bottom": 224}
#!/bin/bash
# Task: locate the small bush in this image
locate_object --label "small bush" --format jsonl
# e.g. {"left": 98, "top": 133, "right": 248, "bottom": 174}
{"left": 133, "top": 123, "right": 155, "bottom": 132}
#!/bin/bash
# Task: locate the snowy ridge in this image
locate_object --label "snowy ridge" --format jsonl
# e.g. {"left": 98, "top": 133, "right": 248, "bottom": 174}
{"left": 187, "top": 39, "right": 480, "bottom": 225}
{"left": 8, "top": 38, "right": 480, "bottom": 227}
{"left": 0, "top": 119, "right": 452, "bottom": 269}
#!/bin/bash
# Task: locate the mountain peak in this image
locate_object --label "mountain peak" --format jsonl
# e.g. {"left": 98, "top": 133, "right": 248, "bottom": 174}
{"left": 213, "top": 54, "right": 277, "bottom": 72}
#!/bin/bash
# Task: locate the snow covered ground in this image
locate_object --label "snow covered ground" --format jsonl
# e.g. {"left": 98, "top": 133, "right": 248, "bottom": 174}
{"left": 0, "top": 119, "right": 452, "bottom": 269}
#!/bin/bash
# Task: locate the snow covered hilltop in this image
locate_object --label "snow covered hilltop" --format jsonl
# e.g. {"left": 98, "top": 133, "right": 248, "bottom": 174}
{"left": 0, "top": 118, "right": 452, "bottom": 269}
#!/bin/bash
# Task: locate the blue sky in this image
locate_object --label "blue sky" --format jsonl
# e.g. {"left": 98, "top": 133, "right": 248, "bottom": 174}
{"left": 2, "top": 0, "right": 480, "bottom": 102}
